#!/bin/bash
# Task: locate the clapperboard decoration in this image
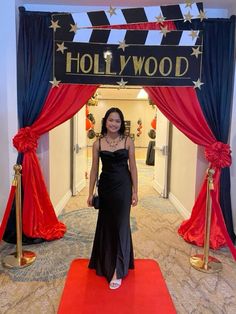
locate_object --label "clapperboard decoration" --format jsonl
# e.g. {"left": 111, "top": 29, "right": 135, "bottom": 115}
{"left": 50, "top": 1, "right": 206, "bottom": 88}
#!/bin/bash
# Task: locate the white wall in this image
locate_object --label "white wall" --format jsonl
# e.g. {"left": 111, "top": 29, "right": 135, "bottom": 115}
{"left": 0, "top": 0, "right": 19, "bottom": 222}
{"left": 49, "top": 120, "right": 72, "bottom": 215}
{"left": 22, "top": 5, "right": 231, "bottom": 17}
{"left": 230, "top": 69, "right": 236, "bottom": 234}
{"left": 24, "top": 4, "right": 107, "bottom": 12}
{"left": 169, "top": 126, "right": 198, "bottom": 216}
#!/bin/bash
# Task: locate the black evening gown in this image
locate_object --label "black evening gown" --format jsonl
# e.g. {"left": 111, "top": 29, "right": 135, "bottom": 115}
{"left": 88, "top": 148, "right": 134, "bottom": 282}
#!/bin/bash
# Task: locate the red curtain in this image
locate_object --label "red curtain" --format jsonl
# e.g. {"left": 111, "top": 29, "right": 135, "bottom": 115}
{"left": 146, "top": 86, "right": 236, "bottom": 259}
{"left": 13, "top": 84, "right": 98, "bottom": 240}
{"left": 0, "top": 185, "right": 16, "bottom": 241}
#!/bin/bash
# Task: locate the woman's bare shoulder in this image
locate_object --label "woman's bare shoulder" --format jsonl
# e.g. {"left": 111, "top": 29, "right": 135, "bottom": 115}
{"left": 126, "top": 136, "right": 134, "bottom": 148}
{"left": 93, "top": 138, "right": 100, "bottom": 150}
{"left": 126, "top": 135, "right": 134, "bottom": 145}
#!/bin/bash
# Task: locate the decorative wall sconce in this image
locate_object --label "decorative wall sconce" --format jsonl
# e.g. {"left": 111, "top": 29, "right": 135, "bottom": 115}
{"left": 103, "top": 50, "right": 112, "bottom": 62}
{"left": 87, "top": 93, "right": 99, "bottom": 106}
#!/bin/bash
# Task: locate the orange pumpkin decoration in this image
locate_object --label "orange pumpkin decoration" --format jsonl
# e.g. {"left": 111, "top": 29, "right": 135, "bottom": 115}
{"left": 151, "top": 117, "right": 156, "bottom": 129}
{"left": 86, "top": 117, "right": 92, "bottom": 130}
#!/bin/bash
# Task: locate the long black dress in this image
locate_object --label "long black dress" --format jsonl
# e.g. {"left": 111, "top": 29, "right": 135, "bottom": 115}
{"left": 88, "top": 142, "right": 134, "bottom": 282}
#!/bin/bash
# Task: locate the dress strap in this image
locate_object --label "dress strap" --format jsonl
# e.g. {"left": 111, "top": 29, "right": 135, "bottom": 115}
{"left": 124, "top": 136, "right": 128, "bottom": 149}
{"left": 98, "top": 137, "right": 101, "bottom": 151}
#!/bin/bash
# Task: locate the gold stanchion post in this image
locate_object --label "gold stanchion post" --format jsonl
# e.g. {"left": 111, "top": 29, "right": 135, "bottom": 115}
{"left": 190, "top": 168, "right": 222, "bottom": 273}
{"left": 2, "top": 164, "right": 36, "bottom": 268}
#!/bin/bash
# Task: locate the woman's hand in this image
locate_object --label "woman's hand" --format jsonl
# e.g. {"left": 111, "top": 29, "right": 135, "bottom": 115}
{"left": 87, "top": 195, "right": 94, "bottom": 207}
{"left": 131, "top": 192, "right": 138, "bottom": 207}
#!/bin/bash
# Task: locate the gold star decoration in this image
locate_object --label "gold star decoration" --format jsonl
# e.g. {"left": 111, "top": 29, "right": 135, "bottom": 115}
{"left": 189, "top": 30, "right": 198, "bottom": 40}
{"left": 184, "top": 11, "right": 193, "bottom": 23}
{"left": 198, "top": 10, "right": 207, "bottom": 22}
{"left": 107, "top": 5, "right": 117, "bottom": 17}
{"left": 56, "top": 42, "right": 68, "bottom": 54}
{"left": 49, "top": 20, "right": 61, "bottom": 32}
{"left": 185, "top": 0, "right": 193, "bottom": 9}
{"left": 155, "top": 14, "right": 166, "bottom": 24}
{"left": 160, "top": 26, "right": 171, "bottom": 37}
{"left": 118, "top": 40, "right": 129, "bottom": 52}
{"left": 117, "top": 78, "right": 128, "bottom": 88}
{"left": 70, "top": 23, "right": 79, "bottom": 33}
{"left": 191, "top": 46, "right": 202, "bottom": 58}
{"left": 193, "top": 78, "right": 204, "bottom": 89}
{"left": 49, "top": 77, "right": 61, "bottom": 88}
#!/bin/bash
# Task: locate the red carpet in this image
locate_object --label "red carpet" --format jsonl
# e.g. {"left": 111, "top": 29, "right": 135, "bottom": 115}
{"left": 58, "top": 259, "right": 176, "bottom": 314}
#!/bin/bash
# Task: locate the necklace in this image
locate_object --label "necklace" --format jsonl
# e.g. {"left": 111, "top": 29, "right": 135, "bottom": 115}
{"left": 105, "top": 135, "right": 123, "bottom": 148}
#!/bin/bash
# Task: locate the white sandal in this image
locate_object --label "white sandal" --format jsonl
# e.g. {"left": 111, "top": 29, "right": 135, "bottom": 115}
{"left": 109, "top": 279, "right": 122, "bottom": 290}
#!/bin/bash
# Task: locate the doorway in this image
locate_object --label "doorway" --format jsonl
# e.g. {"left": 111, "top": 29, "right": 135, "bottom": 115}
{"left": 71, "top": 86, "right": 171, "bottom": 201}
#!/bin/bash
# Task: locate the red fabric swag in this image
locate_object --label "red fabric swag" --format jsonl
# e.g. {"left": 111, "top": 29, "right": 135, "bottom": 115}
{"left": 13, "top": 84, "right": 98, "bottom": 240}
{"left": 146, "top": 86, "right": 236, "bottom": 259}
{"left": 146, "top": 87, "right": 215, "bottom": 146}
{"left": 0, "top": 185, "right": 16, "bottom": 241}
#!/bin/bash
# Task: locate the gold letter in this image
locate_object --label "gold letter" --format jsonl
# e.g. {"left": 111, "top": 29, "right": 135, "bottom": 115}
{"left": 66, "top": 52, "right": 80, "bottom": 73}
{"left": 175, "top": 57, "right": 189, "bottom": 76}
{"left": 119, "top": 55, "right": 131, "bottom": 75}
{"left": 105, "top": 55, "right": 116, "bottom": 75}
{"left": 144, "top": 57, "right": 158, "bottom": 76}
{"left": 94, "top": 54, "right": 105, "bottom": 75}
{"left": 80, "top": 54, "right": 93, "bottom": 73}
{"left": 132, "top": 56, "right": 145, "bottom": 75}
{"left": 159, "top": 57, "right": 172, "bottom": 76}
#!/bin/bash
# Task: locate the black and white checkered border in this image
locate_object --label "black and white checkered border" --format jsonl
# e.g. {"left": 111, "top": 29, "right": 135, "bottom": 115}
{"left": 59, "top": 2, "right": 203, "bottom": 29}
{"left": 61, "top": 29, "right": 202, "bottom": 46}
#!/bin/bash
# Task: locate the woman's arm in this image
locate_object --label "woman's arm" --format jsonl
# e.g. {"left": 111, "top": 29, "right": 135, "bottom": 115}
{"left": 127, "top": 137, "right": 138, "bottom": 206}
{"left": 87, "top": 139, "right": 99, "bottom": 206}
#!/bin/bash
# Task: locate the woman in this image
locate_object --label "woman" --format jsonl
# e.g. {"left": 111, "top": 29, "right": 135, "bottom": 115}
{"left": 87, "top": 107, "right": 138, "bottom": 289}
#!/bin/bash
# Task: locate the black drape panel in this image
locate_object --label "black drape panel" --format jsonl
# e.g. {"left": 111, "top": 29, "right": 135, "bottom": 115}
{"left": 17, "top": 8, "right": 53, "bottom": 127}
{"left": 4, "top": 7, "right": 53, "bottom": 243}
{"left": 175, "top": 17, "right": 236, "bottom": 242}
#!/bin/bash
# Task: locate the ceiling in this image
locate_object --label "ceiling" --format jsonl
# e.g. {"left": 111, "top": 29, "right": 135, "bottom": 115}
{"left": 23, "top": 0, "right": 235, "bottom": 11}
{"left": 97, "top": 86, "right": 145, "bottom": 100}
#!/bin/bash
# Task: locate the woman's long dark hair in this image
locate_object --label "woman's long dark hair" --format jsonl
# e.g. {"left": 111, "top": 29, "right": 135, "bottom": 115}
{"left": 101, "top": 107, "right": 125, "bottom": 136}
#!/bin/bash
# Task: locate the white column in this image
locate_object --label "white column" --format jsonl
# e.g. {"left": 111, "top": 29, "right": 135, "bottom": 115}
{"left": 230, "top": 68, "right": 236, "bottom": 234}
{"left": 0, "top": 0, "right": 19, "bottom": 221}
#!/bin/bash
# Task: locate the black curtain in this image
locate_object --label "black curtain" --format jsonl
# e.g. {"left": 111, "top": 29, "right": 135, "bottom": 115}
{"left": 175, "top": 17, "right": 236, "bottom": 242}
{"left": 4, "top": 7, "right": 53, "bottom": 243}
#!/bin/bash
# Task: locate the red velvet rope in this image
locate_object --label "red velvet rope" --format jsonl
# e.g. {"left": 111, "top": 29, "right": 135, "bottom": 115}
{"left": 0, "top": 185, "right": 16, "bottom": 241}
{"left": 13, "top": 127, "right": 39, "bottom": 153}
{"left": 205, "top": 141, "right": 232, "bottom": 168}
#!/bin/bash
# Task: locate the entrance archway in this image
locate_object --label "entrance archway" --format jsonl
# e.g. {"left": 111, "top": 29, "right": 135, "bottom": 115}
{"left": 3, "top": 6, "right": 236, "bottom": 260}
